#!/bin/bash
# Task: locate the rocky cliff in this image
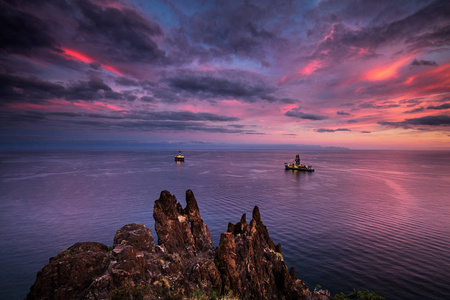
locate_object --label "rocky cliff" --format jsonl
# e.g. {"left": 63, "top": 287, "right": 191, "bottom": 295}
{"left": 27, "top": 190, "right": 331, "bottom": 300}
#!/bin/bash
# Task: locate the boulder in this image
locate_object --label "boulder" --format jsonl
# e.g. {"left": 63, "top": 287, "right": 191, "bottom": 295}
{"left": 113, "top": 223, "right": 155, "bottom": 252}
{"left": 26, "top": 242, "right": 109, "bottom": 300}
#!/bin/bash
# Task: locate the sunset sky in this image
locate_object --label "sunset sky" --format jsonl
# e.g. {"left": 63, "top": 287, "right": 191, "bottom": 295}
{"left": 1, "top": 0, "right": 449, "bottom": 150}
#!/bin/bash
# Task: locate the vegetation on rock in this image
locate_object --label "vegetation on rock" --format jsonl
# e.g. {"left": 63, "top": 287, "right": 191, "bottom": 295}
{"left": 334, "top": 289, "right": 385, "bottom": 300}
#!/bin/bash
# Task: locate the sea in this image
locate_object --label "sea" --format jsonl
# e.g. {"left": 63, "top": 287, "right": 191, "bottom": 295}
{"left": 0, "top": 150, "right": 449, "bottom": 299}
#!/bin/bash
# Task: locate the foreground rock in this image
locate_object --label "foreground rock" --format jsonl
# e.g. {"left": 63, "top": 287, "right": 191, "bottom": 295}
{"left": 27, "top": 190, "right": 331, "bottom": 300}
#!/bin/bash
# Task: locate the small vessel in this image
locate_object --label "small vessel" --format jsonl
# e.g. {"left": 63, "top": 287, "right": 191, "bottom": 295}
{"left": 284, "top": 154, "right": 314, "bottom": 172}
{"left": 174, "top": 150, "right": 185, "bottom": 162}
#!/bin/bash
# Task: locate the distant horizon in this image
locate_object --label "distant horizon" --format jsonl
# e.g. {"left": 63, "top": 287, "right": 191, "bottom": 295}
{"left": 2, "top": 142, "right": 449, "bottom": 151}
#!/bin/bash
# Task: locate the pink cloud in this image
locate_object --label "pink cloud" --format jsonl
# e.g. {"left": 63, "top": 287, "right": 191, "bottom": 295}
{"left": 404, "top": 63, "right": 450, "bottom": 92}
{"left": 364, "top": 55, "right": 413, "bottom": 81}
{"left": 7, "top": 99, "right": 123, "bottom": 114}
{"left": 62, "top": 48, "right": 93, "bottom": 64}
{"left": 61, "top": 48, "right": 123, "bottom": 76}
{"left": 72, "top": 101, "right": 123, "bottom": 112}
{"left": 298, "top": 60, "right": 323, "bottom": 76}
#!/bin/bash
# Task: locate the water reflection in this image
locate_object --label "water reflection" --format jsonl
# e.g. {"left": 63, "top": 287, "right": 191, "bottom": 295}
{"left": 284, "top": 168, "right": 315, "bottom": 183}
{"left": 1, "top": 150, "right": 449, "bottom": 300}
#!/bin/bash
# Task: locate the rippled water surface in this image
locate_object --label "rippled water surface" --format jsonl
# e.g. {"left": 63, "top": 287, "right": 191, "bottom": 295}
{"left": 1, "top": 150, "right": 449, "bottom": 299}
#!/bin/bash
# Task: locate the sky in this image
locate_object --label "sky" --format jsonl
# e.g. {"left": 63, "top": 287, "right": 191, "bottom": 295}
{"left": 1, "top": 0, "right": 450, "bottom": 150}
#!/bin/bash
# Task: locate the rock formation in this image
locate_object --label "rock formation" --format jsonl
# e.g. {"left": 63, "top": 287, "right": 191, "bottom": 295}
{"left": 27, "top": 190, "right": 331, "bottom": 300}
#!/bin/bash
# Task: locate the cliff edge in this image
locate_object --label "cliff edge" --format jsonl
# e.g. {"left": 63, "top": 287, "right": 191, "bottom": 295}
{"left": 27, "top": 190, "right": 331, "bottom": 300}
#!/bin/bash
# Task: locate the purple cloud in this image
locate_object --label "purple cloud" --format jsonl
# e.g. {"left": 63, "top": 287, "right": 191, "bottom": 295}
{"left": 378, "top": 115, "right": 450, "bottom": 128}
{"left": 316, "top": 128, "right": 351, "bottom": 133}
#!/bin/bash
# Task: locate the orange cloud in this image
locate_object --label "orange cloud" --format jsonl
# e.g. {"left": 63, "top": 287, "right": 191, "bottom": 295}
{"left": 61, "top": 48, "right": 122, "bottom": 76}
{"left": 364, "top": 56, "right": 413, "bottom": 81}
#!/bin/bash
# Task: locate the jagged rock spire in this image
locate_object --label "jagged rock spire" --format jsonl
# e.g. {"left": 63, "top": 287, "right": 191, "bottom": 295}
{"left": 27, "top": 190, "right": 331, "bottom": 300}
{"left": 153, "top": 190, "right": 213, "bottom": 254}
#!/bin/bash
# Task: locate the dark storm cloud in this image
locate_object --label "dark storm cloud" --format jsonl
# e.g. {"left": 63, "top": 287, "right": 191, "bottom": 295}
{"left": 308, "top": 0, "right": 450, "bottom": 63}
{"left": 1, "top": 109, "right": 238, "bottom": 123}
{"left": 400, "top": 98, "right": 423, "bottom": 107}
{"left": 0, "top": 74, "right": 130, "bottom": 104}
{"left": 48, "top": 111, "right": 79, "bottom": 117}
{"left": 359, "top": 102, "right": 400, "bottom": 109}
{"left": 121, "top": 91, "right": 137, "bottom": 101}
{"left": 0, "top": 2, "right": 56, "bottom": 54}
{"left": 140, "top": 96, "right": 155, "bottom": 103}
{"left": 64, "top": 77, "right": 123, "bottom": 101}
{"left": 4, "top": 0, "right": 448, "bottom": 73}
{"left": 337, "top": 111, "right": 350, "bottom": 115}
{"left": 115, "top": 77, "right": 140, "bottom": 86}
{"left": 0, "top": 111, "right": 46, "bottom": 124}
{"left": 89, "top": 62, "right": 102, "bottom": 70}
{"left": 74, "top": 0, "right": 165, "bottom": 63}
{"left": 378, "top": 115, "right": 450, "bottom": 128}
{"left": 228, "top": 124, "right": 245, "bottom": 129}
{"left": 136, "top": 111, "right": 239, "bottom": 122}
{"left": 405, "top": 22, "right": 450, "bottom": 51}
{"left": 0, "top": 74, "right": 65, "bottom": 104}
{"left": 118, "top": 121, "right": 254, "bottom": 134}
{"left": 0, "top": 109, "right": 246, "bottom": 136}
{"left": 438, "top": 96, "right": 450, "bottom": 103}
{"left": 360, "top": 131, "right": 371, "bottom": 133}
{"left": 411, "top": 59, "right": 438, "bottom": 66}
{"left": 165, "top": 70, "right": 276, "bottom": 103}
{"left": 340, "top": 103, "right": 356, "bottom": 107}
{"left": 0, "top": 0, "right": 167, "bottom": 66}
{"left": 66, "top": 119, "right": 255, "bottom": 134}
{"left": 285, "top": 108, "right": 328, "bottom": 121}
{"left": 168, "top": 76, "right": 273, "bottom": 101}
{"left": 404, "top": 107, "right": 424, "bottom": 114}
{"left": 314, "top": 0, "right": 424, "bottom": 25}
{"left": 150, "top": 87, "right": 184, "bottom": 103}
{"left": 316, "top": 128, "right": 351, "bottom": 133}
{"left": 280, "top": 98, "right": 298, "bottom": 104}
{"left": 427, "top": 103, "right": 450, "bottom": 110}
{"left": 177, "top": 0, "right": 291, "bottom": 64}
{"left": 378, "top": 0, "right": 450, "bottom": 50}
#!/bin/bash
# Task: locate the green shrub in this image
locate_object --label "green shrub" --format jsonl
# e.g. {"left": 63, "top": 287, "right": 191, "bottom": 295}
{"left": 190, "top": 288, "right": 208, "bottom": 300}
{"left": 334, "top": 289, "right": 385, "bottom": 300}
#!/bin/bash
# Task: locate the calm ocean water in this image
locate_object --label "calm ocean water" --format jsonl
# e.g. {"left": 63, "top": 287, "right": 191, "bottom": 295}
{"left": 1, "top": 150, "right": 449, "bottom": 299}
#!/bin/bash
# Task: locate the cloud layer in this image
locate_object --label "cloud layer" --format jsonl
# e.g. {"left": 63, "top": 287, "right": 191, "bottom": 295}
{"left": 1, "top": 0, "right": 449, "bottom": 149}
